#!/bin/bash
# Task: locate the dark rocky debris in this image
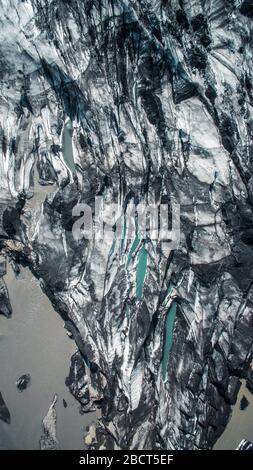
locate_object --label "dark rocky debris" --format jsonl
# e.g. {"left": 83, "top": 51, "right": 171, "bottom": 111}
{"left": 240, "top": 395, "right": 250, "bottom": 411}
{"left": 65, "top": 352, "right": 90, "bottom": 407}
{"left": 16, "top": 374, "right": 31, "bottom": 392}
{"left": 0, "top": 392, "right": 11, "bottom": 424}
{"left": 237, "top": 439, "right": 253, "bottom": 450}
{"left": 0, "top": 278, "right": 12, "bottom": 318}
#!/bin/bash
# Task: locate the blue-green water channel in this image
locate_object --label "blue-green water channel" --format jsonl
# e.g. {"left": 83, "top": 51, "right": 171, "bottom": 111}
{"left": 162, "top": 302, "right": 177, "bottom": 381}
{"left": 125, "top": 220, "right": 148, "bottom": 301}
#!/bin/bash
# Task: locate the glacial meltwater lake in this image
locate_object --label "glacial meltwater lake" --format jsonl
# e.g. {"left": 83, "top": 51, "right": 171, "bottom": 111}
{"left": 0, "top": 263, "right": 95, "bottom": 450}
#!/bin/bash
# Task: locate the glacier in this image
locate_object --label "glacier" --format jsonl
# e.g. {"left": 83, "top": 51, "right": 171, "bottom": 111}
{"left": 0, "top": 0, "right": 253, "bottom": 450}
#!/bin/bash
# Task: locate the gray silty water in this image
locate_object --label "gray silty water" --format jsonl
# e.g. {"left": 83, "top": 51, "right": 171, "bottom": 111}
{"left": 214, "top": 377, "right": 253, "bottom": 450}
{"left": 0, "top": 263, "right": 95, "bottom": 450}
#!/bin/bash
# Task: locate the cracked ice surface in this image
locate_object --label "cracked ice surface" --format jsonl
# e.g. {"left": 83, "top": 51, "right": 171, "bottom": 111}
{"left": 0, "top": 0, "right": 253, "bottom": 450}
